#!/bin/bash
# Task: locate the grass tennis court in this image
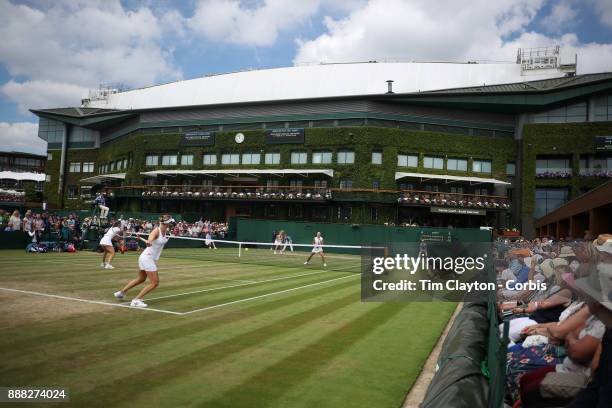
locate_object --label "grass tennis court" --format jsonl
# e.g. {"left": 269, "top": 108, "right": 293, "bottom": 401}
{"left": 0, "top": 249, "right": 456, "bottom": 407}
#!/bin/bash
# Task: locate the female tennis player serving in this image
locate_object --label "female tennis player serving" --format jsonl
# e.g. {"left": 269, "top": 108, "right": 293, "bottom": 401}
{"left": 114, "top": 214, "right": 175, "bottom": 308}
{"left": 304, "top": 231, "right": 326, "bottom": 267}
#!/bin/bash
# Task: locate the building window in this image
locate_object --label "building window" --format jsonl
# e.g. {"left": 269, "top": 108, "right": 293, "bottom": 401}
{"left": 338, "top": 206, "right": 352, "bottom": 220}
{"left": 424, "top": 155, "right": 444, "bottom": 169}
{"left": 314, "top": 180, "right": 328, "bottom": 190}
{"left": 398, "top": 183, "right": 414, "bottom": 190}
{"left": 291, "top": 151, "right": 308, "bottom": 164}
{"left": 116, "top": 160, "right": 123, "bottom": 170}
{"left": 339, "top": 179, "right": 353, "bottom": 189}
{"left": 45, "top": 175, "right": 51, "bottom": 182}
{"left": 221, "top": 153, "right": 240, "bottom": 165}
{"left": 447, "top": 158, "right": 468, "bottom": 171}
{"left": 472, "top": 159, "right": 492, "bottom": 173}
{"left": 337, "top": 150, "right": 355, "bottom": 164}
{"left": 594, "top": 94, "right": 612, "bottom": 122}
{"left": 181, "top": 155, "right": 194, "bottom": 166}
{"left": 82, "top": 162, "right": 94, "bottom": 173}
{"left": 162, "top": 155, "right": 178, "bottom": 166}
{"left": 312, "top": 151, "right": 332, "bottom": 164}
{"left": 35, "top": 181, "right": 44, "bottom": 192}
{"left": 506, "top": 162, "right": 516, "bottom": 176}
{"left": 398, "top": 154, "right": 418, "bottom": 167}
{"left": 372, "top": 179, "right": 380, "bottom": 190}
{"left": 372, "top": 151, "right": 382, "bottom": 165}
{"left": 530, "top": 102, "right": 587, "bottom": 123}
{"left": 146, "top": 155, "right": 159, "bottom": 166}
{"left": 110, "top": 162, "right": 116, "bottom": 171}
{"left": 535, "top": 188, "right": 569, "bottom": 218}
{"left": 67, "top": 185, "right": 78, "bottom": 199}
{"left": 290, "top": 180, "right": 303, "bottom": 190}
{"left": 123, "top": 158, "right": 128, "bottom": 169}
{"left": 242, "top": 152, "right": 261, "bottom": 165}
{"left": 474, "top": 187, "right": 489, "bottom": 196}
{"left": 535, "top": 156, "right": 571, "bottom": 177}
{"left": 371, "top": 207, "right": 380, "bottom": 221}
{"left": 265, "top": 152, "right": 280, "bottom": 165}
{"left": 80, "top": 186, "right": 92, "bottom": 199}
{"left": 266, "top": 179, "right": 279, "bottom": 191}
{"left": 69, "top": 162, "right": 81, "bottom": 173}
{"left": 203, "top": 154, "right": 217, "bottom": 165}
{"left": 450, "top": 186, "right": 464, "bottom": 194}
{"left": 47, "top": 153, "right": 53, "bottom": 160}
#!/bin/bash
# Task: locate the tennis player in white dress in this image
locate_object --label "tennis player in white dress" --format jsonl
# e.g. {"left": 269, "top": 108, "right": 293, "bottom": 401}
{"left": 114, "top": 215, "right": 175, "bottom": 308}
{"left": 99, "top": 221, "right": 124, "bottom": 269}
{"left": 304, "top": 232, "right": 327, "bottom": 267}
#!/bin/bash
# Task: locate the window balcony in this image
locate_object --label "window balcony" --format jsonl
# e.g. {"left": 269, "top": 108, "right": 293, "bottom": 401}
{"left": 0, "top": 188, "right": 25, "bottom": 204}
{"left": 579, "top": 168, "right": 612, "bottom": 178}
{"left": 119, "top": 185, "right": 333, "bottom": 201}
{"left": 535, "top": 168, "right": 573, "bottom": 179}
{"left": 397, "top": 190, "right": 510, "bottom": 210}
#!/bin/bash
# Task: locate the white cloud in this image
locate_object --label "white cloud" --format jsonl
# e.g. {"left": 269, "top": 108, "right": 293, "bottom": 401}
{"left": 591, "top": 0, "right": 612, "bottom": 27}
{"left": 1, "top": 80, "right": 88, "bottom": 114}
{"left": 0, "top": 122, "right": 45, "bottom": 155}
{"left": 188, "top": 0, "right": 322, "bottom": 46}
{"left": 541, "top": 1, "right": 578, "bottom": 33}
{"left": 293, "top": 0, "right": 612, "bottom": 74}
{"left": 0, "top": 0, "right": 182, "bottom": 111}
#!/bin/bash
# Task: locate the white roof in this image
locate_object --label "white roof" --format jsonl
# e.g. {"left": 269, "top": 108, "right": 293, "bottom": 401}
{"left": 85, "top": 62, "right": 568, "bottom": 110}
{"left": 141, "top": 169, "right": 334, "bottom": 177}
{"left": 395, "top": 171, "right": 510, "bottom": 185}
{"left": 80, "top": 173, "right": 126, "bottom": 184}
{"left": 0, "top": 171, "right": 45, "bottom": 182}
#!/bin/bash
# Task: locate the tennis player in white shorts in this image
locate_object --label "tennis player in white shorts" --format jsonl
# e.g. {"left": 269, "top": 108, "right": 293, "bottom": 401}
{"left": 304, "top": 232, "right": 327, "bottom": 267}
{"left": 114, "top": 214, "right": 174, "bottom": 308}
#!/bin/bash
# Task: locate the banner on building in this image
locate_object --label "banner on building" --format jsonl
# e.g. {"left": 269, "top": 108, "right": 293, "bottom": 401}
{"left": 181, "top": 131, "right": 215, "bottom": 146}
{"left": 430, "top": 207, "right": 486, "bottom": 216}
{"left": 265, "top": 128, "right": 305, "bottom": 144}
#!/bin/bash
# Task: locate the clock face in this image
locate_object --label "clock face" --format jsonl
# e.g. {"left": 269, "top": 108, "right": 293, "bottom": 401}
{"left": 235, "top": 133, "right": 245, "bottom": 144}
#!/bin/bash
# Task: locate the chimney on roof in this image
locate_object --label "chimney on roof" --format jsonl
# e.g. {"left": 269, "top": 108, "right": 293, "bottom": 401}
{"left": 386, "top": 80, "right": 394, "bottom": 94}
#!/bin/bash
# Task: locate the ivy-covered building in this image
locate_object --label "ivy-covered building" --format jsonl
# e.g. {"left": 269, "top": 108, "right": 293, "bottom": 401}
{"left": 30, "top": 57, "right": 612, "bottom": 237}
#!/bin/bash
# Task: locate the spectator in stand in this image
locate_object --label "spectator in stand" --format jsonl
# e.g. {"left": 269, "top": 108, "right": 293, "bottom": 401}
{"left": 0, "top": 209, "right": 7, "bottom": 229}
{"left": 7, "top": 210, "right": 21, "bottom": 231}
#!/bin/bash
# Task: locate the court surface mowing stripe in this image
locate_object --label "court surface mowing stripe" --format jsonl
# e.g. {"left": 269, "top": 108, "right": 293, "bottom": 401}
{"left": 0, "top": 249, "right": 456, "bottom": 408}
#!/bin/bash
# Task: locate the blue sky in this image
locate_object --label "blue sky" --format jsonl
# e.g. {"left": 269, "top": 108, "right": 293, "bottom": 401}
{"left": 1, "top": 0, "right": 612, "bottom": 154}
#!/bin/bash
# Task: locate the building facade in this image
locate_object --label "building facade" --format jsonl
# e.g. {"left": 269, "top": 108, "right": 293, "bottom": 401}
{"left": 0, "top": 151, "right": 46, "bottom": 207}
{"left": 30, "top": 59, "right": 612, "bottom": 237}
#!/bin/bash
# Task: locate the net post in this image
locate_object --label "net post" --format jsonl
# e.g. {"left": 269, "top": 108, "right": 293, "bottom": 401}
{"left": 238, "top": 242, "right": 242, "bottom": 258}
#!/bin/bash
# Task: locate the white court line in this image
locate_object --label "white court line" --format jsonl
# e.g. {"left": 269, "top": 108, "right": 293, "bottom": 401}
{"left": 0, "top": 287, "right": 182, "bottom": 316}
{"left": 181, "top": 274, "right": 359, "bottom": 315}
{"left": 147, "top": 269, "right": 340, "bottom": 300}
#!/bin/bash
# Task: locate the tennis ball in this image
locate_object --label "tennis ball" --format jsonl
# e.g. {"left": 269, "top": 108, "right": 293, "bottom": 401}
{"left": 245, "top": 248, "right": 249, "bottom": 251}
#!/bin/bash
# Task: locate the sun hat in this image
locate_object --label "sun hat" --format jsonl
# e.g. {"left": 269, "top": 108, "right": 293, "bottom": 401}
{"left": 557, "top": 246, "right": 576, "bottom": 258}
{"left": 540, "top": 259, "right": 555, "bottom": 279}
{"left": 573, "top": 235, "right": 612, "bottom": 311}
{"left": 552, "top": 258, "right": 569, "bottom": 268}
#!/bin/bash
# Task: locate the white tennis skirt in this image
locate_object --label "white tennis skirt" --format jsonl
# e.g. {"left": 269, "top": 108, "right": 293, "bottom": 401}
{"left": 138, "top": 253, "right": 158, "bottom": 272}
{"left": 100, "top": 237, "right": 113, "bottom": 247}
{"left": 311, "top": 247, "right": 323, "bottom": 253}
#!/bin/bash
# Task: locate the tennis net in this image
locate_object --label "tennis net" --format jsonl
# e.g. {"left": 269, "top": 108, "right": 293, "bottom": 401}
{"left": 129, "top": 233, "right": 386, "bottom": 273}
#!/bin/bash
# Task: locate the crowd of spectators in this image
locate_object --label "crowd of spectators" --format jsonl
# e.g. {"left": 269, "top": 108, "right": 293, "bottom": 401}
{"left": 0, "top": 208, "right": 229, "bottom": 249}
{"left": 579, "top": 169, "right": 612, "bottom": 178}
{"left": 535, "top": 170, "right": 573, "bottom": 179}
{"left": 0, "top": 188, "right": 25, "bottom": 203}
{"left": 141, "top": 187, "right": 332, "bottom": 201}
{"left": 495, "top": 233, "right": 612, "bottom": 407}
{"left": 397, "top": 191, "right": 510, "bottom": 209}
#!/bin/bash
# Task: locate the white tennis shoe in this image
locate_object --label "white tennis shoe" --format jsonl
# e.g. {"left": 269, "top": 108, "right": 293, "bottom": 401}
{"left": 303, "top": 261, "right": 309, "bottom": 265}
{"left": 100, "top": 263, "right": 106, "bottom": 268}
{"left": 113, "top": 291, "right": 125, "bottom": 300}
{"left": 104, "top": 264, "right": 115, "bottom": 269}
{"left": 130, "top": 298, "right": 147, "bottom": 308}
